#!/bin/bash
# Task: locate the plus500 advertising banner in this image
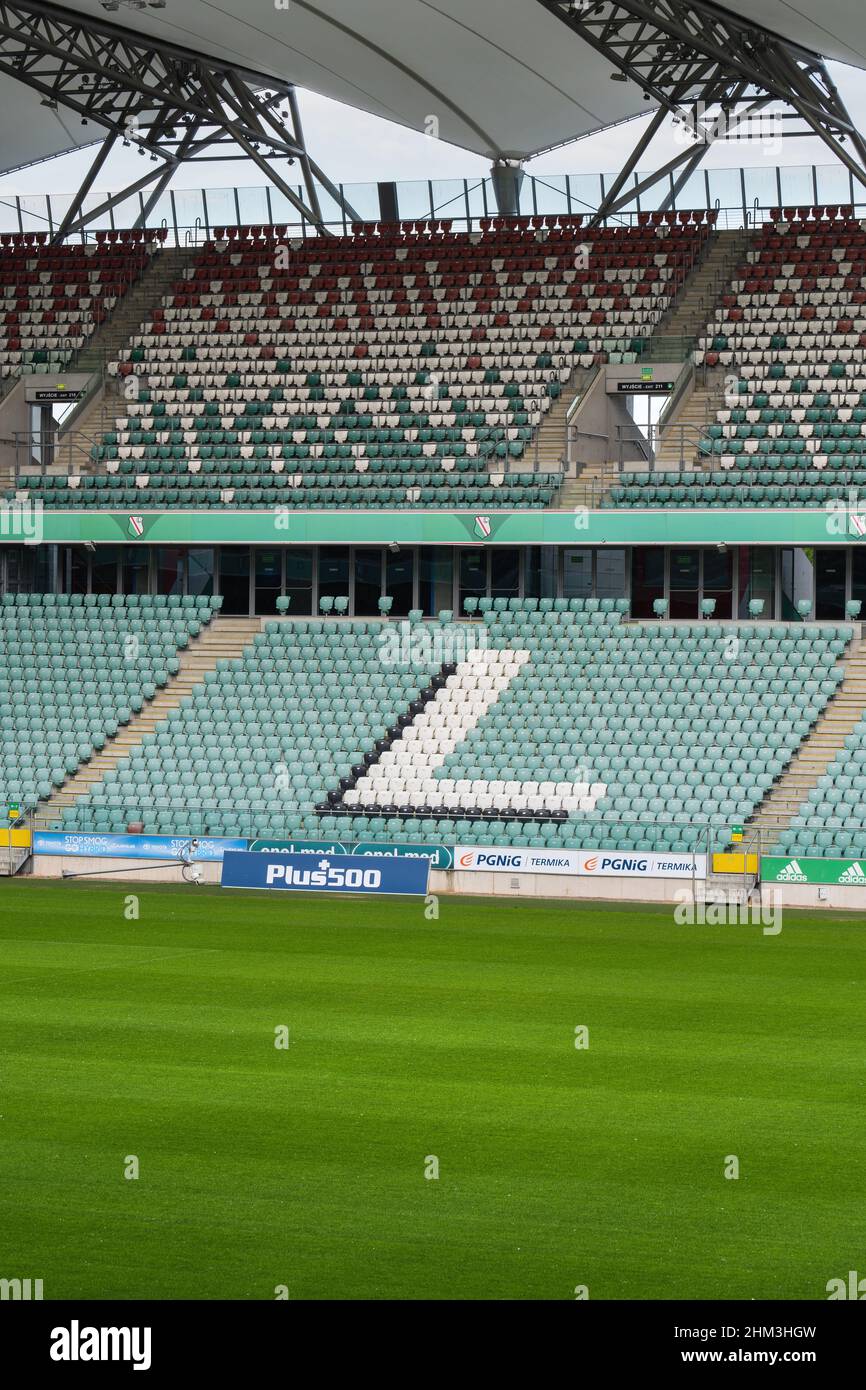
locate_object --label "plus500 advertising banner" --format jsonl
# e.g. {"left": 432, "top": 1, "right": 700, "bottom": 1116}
{"left": 454, "top": 846, "right": 706, "bottom": 879}
{"left": 221, "top": 850, "right": 431, "bottom": 896}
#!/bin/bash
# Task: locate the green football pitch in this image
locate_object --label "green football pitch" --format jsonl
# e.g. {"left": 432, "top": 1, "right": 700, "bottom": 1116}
{"left": 1, "top": 878, "right": 864, "bottom": 1301}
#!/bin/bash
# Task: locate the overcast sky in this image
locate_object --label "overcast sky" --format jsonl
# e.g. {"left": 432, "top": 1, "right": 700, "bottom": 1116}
{"left": 4, "top": 59, "right": 866, "bottom": 201}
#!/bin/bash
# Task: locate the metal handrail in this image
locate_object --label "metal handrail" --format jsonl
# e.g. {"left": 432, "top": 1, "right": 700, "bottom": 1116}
{"left": 28, "top": 802, "right": 796, "bottom": 846}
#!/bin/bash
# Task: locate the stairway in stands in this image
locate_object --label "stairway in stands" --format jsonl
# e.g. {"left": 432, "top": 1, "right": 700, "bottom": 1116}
{"left": 746, "top": 633, "right": 866, "bottom": 840}
{"left": 39, "top": 616, "right": 262, "bottom": 820}
{"left": 652, "top": 229, "right": 751, "bottom": 345}
{"left": 651, "top": 229, "right": 751, "bottom": 470}
{"left": 551, "top": 229, "right": 754, "bottom": 505}
{"left": 652, "top": 371, "right": 729, "bottom": 470}
{"left": 58, "top": 246, "right": 197, "bottom": 466}
{"left": 532, "top": 363, "right": 597, "bottom": 479}
{"left": 556, "top": 461, "right": 609, "bottom": 509}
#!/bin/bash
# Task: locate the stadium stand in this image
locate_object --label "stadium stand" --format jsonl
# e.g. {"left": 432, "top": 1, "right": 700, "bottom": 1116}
{"left": 0, "top": 230, "right": 164, "bottom": 388}
{"left": 50, "top": 605, "right": 852, "bottom": 852}
{"left": 5, "top": 209, "right": 866, "bottom": 861}
{"left": 6, "top": 217, "right": 711, "bottom": 511}
{"left": 607, "top": 206, "right": 866, "bottom": 508}
{"left": 0, "top": 593, "right": 220, "bottom": 809}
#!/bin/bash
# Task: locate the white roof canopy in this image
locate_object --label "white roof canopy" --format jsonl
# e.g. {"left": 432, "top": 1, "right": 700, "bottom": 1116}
{"left": 1, "top": 1, "right": 866, "bottom": 176}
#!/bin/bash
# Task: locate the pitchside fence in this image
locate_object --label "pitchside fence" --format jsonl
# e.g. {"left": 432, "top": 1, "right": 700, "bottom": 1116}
{"left": 28, "top": 805, "right": 786, "bottom": 858}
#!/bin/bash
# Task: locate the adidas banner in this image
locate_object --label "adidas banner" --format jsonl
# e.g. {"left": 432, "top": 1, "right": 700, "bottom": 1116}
{"left": 762, "top": 856, "right": 866, "bottom": 886}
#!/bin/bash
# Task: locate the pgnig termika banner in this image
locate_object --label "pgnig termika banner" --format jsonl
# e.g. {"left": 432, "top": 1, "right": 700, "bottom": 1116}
{"left": 221, "top": 850, "right": 431, "bottom": 896}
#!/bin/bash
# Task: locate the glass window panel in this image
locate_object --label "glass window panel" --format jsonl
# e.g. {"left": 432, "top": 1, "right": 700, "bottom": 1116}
{"left": 851, "top": 550, "right": 866, "bottom": 614}
{"left": 156, "top": 547, "right": 184, "bottom": 596}
{"left": 567, "top": 174, "right": 604, "bottom": 218}
{"left": 91, "top": 545, "right": 118, "bottom": 594}
{"left": 144, "top": 192, "right": 173, "bottom": 235}
{"left": 815, "top": 165, "right": 852, "bottom": 208}
{"left": 2, "top": 545, "right": 24, "bottom": 593}
{"left": 30, "top": 546, "right": 53, "bottom": 594}
{"left": 187, "top": 548, "right": 214, "bottom": 598}
{"left": 419, "top": 547, "right": 453, "bottom": 616}
{"left": 816, "top": 550, "right": 846, "bottom": 620}
{"left": 396, "top": 179, "right": 433, "bottom": 223}
{"left": 65, "top": 546, "right": 88, "bottom": 595}
{"left": 596, "top": 548, "right": 626, "bottom": 599}
{"left": 743, "top": 166, "right": 778, "bottom": 217}
{"left": 632, "top": 169, "right": 666, "bottom": 214}
{"left": 563, "top": 548, "right": 592, "bottom": 599}
{"left": 255, "top": 547, "right": 281, "bottom": 616}
{"left": 354, "top": 548, "right": 382, "bottom": 616}
{"left": 529, "top": 174, "right": 569, "bottom": 219}
{"left": 459, "top": 548, "right": 486, "bottom": 614}
{"left": 631, "top": 547, "right": 664, "bottom": 619}
{"left": 670, "top": 548, "right": 700, "bottom": 590}
{"left": 737, "top": 547, "right": 775, "bottom": 618}
{"left": 318, "top": 546, "right": 349, "bottom": 601}
{"left": 780, "top": 547, "right": 813, "bottom": 620}
{"left": 237, "top": 187, "right": 270, "bottom": 225}
{"left": 465, "top": 179, "right": 491, "bottom": 224}
{"left": 707, "top": 168, "right": 743, "bottom": 219}
{"left": 524, "top": 546, "right": 557, "bottom": 599}
{"left": 285, "top": 548, "right": 312, "bottom": 615}
{"left": 490, "top": 548, "right": 519, "bottom": 597}
{"left": 108, "top": 193, "right": 146, "bottom": 233}
{"left": 341, "top": 183, "right": 379, "bottom": 222}
{"left": 778, "top": 166, "right": 813, "bottom": 207}
{"left": 219, "top": 546, "right": 250, "bottom": 615}
{"left": 386, "top": 549, "right": 414, "bottom": 616}
{"left": 171, "top": 189, "right": 205, "bottom": 242}
{"left": 430, "top": 180, "right": 471, "bottom": 225}
{"left": 203, "top": 188, "right": 238, "bottom": 232}
{"left": 676, "top": 169, "right": 707, "bottom": 214}
{"left": 14, "top": 195, "right": 50, "bottom": 236}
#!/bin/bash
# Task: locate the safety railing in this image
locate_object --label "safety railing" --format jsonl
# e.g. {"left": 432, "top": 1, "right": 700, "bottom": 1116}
{"left": 2, "top": 809, "right": 33, "bottom": 877}
{"left": 27, "top": 802, "right": 791, "bottom": 853}
{"left": 5, "top": 161, "right": 866, "bottom": 245}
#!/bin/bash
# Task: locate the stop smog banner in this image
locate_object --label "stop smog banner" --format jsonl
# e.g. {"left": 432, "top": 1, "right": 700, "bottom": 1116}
{"left": 221, "top": 850, "right": 431, "bottom": 896}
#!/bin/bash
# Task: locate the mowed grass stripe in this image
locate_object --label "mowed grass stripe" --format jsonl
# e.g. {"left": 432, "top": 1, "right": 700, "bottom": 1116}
{"left": 0, "top": 880, "right": 864, "bottom": 1299}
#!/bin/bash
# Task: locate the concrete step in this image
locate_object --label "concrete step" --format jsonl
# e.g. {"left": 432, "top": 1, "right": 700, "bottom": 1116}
{"left": 554, "top": 460, "right": 610, "bottom": 509}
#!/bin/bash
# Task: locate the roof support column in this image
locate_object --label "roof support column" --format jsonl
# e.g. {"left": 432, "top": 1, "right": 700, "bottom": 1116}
{"left": 491, "top": 160, "right": 524, "bottom": 216}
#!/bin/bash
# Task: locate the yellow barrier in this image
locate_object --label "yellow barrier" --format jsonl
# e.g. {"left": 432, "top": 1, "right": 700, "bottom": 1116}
{"left": 0, "top": 828, "right": 31, "bottom": 849}
{"left": 712, "top": 852, "right": 759, "bottom": 875}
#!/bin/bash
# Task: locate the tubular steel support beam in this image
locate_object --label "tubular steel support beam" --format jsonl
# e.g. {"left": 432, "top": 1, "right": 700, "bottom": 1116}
{"left": 540, "top": 0, "right": 866, "bottom": 222}
{"left": 134, "top": 121, "right": 203, "bottom": 230}
{"left": 1, "top": 0, "right": 354, "bottom": 238}
{"left": 51, "top": 129, "right": 118, "bottom": 243}
{"left": 591, "top": 101, "right": 668, "bottom": 225}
